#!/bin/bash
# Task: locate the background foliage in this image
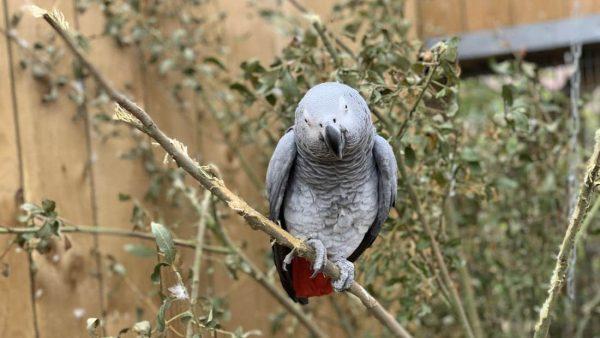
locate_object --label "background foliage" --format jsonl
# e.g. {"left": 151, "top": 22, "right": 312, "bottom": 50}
{"left": 2, "top": 0, "right": 599, "bottom": 337}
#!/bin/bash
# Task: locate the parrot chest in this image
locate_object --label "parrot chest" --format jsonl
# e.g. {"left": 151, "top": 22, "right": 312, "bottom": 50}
{"left": 283, "top": 158, "right": 378, "bottom": 259}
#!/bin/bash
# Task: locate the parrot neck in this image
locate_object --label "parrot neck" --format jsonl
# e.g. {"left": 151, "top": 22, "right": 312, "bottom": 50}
{"left": 295, "top": 132, "right": 375, "bottom": 187}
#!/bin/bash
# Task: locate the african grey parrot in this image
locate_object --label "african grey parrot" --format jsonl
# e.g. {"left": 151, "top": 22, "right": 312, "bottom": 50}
{"left": 266, "top": 82, "right": 397, "bottom": 304}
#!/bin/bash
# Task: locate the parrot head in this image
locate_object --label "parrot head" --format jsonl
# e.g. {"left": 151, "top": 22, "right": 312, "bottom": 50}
{"left": 294, "top": 82, "right": 372, "bottom": 161}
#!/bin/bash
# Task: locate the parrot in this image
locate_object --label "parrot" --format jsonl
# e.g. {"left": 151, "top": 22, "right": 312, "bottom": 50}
{"left": 266, "top": 82, "right": 398, "bottom": 304}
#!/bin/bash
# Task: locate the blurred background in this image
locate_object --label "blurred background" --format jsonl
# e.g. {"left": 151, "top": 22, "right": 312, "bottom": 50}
{"left": 0, "top": 0, "right": 599, "bottom": 337}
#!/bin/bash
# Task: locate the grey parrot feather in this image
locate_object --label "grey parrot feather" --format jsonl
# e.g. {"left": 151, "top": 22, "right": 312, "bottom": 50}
{"left": 348, "top": 134, "right": 398, "bottom": 261}
{"left": 266, "top": 128, "right": 296, "bottom": 221}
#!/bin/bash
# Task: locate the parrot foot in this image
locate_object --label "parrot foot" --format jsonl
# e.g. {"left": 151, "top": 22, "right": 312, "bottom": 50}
{"left": 306, "top": 238, "right": 327, "bottom": 278}
{"left": 332, "top": 259, "right": 354, "bottom": 292}
{"left": 282, "top": 248, "right": 296, "bottom": 271}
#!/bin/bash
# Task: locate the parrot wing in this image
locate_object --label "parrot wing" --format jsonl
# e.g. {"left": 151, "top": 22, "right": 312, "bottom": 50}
{"left": 266, "top": 127, "right": 296, "bottom": 221}
{"left": 348, "top": 134, "right": 397, "bottom": 262}
{"left": 266, "top": 127, "right": 305, "bottom": 303}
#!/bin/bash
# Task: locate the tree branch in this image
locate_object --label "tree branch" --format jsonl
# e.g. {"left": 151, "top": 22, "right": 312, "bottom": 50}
{"left": 287, "top": 0, "right": 355, "bottom": 60}
{"left": 186, "top": 190, "right": 211, "bottom": 338}
{"left": 39, "top": 10, "right": 412, "bottom": 338}
{"left": 395, "top": 152, "right": 475, "bottom": 338}
{"left": 396, "top": 63, "right": 439, "bottom": 140}
{"left": 533, "top": 130, "right": 600, "bottom": 338}
{"left": 0, "top": 224, "right": 229, "bottom": 254}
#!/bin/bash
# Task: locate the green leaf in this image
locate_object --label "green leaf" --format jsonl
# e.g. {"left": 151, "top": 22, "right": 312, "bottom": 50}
{"left": 404, "top": 145, "right": 416, "bottom": 167}
{"left": 460, "top": 148, "right": 479, "bottom": 163}
{"left": 151, "top": 262, "right": 169, "bottom": 284}
{"left": 118, "top": 193, "right": 131, "bottom": 201}
{"left": 156, "top": 299, "right": 172, "bottom": 332}
{"left": 124, "top": 244, "right": 156, "bottom": 258}
{"left": 229, "top": 83, "right": 256, "bottom": 105}
{"left": 116, "top": 327, "right": 129, "bottom": 338}
{"left": 36, "top": 219, "right": 60, "bottom": 239}
{"left": 343, "top": 21, "right": 361, "bottom": 39}
{"left": 151, "top": 222, "right": 176, "bottom": 265}
{"left": 41, "top": 199, "right": 56, "bottom": 213}
{"left": 501, "top": 84, "right": 514, "bottom": 107}
{"left": 204, "top": 56, "right": 227, "bottom": 70}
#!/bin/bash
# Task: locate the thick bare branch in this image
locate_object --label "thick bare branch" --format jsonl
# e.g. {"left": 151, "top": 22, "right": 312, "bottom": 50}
{"left": 40, "top": 11, "right": 412, "bottom": 338}
{"left": 533, "top": 130, "right": 600, "bottom": 338}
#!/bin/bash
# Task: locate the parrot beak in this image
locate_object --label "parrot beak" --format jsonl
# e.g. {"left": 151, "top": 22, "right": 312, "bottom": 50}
{"left": 324, "top": 124, "right": 345, "bottom": 159}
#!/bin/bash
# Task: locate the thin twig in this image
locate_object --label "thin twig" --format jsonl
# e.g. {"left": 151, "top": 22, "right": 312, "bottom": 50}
{"left": 287, "top": 0, "right": 356, "bottom": 60}
{"left": 396, "top": 63, "right": 439, "bottom": 140}
{"left": 395, "top": 152, "right": 475, "bottom": 338}
{"left": 533, "top": 130, "right": 600, "bottom": 338}
{"left": 0, "top": 224, "right": 230, "bottom": 254}
{"left": 287, "top": 0, "right": 340, "bottom": 67}
{"left": 329, "top": 296, "right": 356, "bottom": 338}
{"left": 445, "top": 198, "right": 485, "bottom": 338}
{"left": 312, "top": 20, "right": 340, "bottom": 67}
{"left": 41, "top": 11, "right": 411, "bottom": 337}
{"left": 186, "top": 191, "right": 211, "bottom": 338}
{"left": 383, "top": 45, "right": 474, "bottom": 336}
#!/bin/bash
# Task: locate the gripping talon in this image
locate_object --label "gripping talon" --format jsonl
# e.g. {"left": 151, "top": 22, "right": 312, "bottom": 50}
{"left": 306, "top": 238, "right": 326, "bottom": 278}
{"left": 332, "top": 259, "right": 354, "bottom": 292}
{"left": 282, "top": 249, "right": 295, "bottom": 271}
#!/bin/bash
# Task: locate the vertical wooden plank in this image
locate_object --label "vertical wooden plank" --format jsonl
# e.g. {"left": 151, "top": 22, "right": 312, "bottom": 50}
{"left": 463, "top": 0, "right": 512, "bottom": 31}
{"left": 0, "top": 1, "right": 36, "bottom": 336}
{"left": 579, "top": 0, "right": 600, "bottom": 14}
{"left": 405, "top": 0, "right": 419, "bottom": 39}
{"left": 419, "top": 0, "right": 465, "bottom": 37}
{"left": 206, "top": 0, "right": 285, "bottom": 334}
{"left": 509, "top": 0, "right": 567, "bottom": 25}
{"left": 5, "top": 0, "right": 102, "bottom": 336}
{"left": 75, "top": 4, "right": 159, "bottom": 334}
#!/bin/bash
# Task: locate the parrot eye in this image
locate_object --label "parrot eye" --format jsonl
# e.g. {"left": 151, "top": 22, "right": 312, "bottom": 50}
{"left": 304, "top": 118, "right": 309, "bottom": 124}
{"left": 333, "top": 118, "right": 337, "bottom": 123}
{"left": 319, "top": 123, "right": 323, "bottom": 127}
{"left": 344, "top": 104, "right": 348, "bottom": 111}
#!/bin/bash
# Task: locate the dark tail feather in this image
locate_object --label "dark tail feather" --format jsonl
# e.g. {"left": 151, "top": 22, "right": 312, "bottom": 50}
{"left": 272, "top": 243, "right": 307, "bottom": 303}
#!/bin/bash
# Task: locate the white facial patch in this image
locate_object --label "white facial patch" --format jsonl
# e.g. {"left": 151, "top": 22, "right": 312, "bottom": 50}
{"left": 302, "top": 107, "right": 311, "bottom": 124}
{"left": 338, "top": 96, "right": 349, "bottom": 113}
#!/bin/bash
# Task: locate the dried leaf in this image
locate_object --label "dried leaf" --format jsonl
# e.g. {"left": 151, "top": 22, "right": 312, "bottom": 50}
{"left": 132, "top": 320, "right": 151, "bottom": 337}
{"left": 86, "top": 317, "right": 100, "bottom": 337}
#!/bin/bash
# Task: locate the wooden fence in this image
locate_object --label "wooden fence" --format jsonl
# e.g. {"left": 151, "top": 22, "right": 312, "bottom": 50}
{"left": 413, "top": 0, "right": 600, "bottom": 38}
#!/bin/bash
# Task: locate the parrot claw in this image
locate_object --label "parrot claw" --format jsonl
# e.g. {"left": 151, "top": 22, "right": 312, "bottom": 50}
{"left": 282, "top": 249, "right": 296, "bottom": 271}
{"left": 306, "top": 238, "right": 327, "bottom": 278}
{"left": 332, "top": 259, "right": 354, "bottom": 292}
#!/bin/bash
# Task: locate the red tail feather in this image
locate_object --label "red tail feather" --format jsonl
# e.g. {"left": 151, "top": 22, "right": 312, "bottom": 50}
{"left": 292, "top": 257, "right": 333, "bottom": 298}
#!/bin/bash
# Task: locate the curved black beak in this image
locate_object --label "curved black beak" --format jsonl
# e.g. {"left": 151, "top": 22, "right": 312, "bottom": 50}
{"left": 324, "top": 124, "right": 345, "bottom": 159}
